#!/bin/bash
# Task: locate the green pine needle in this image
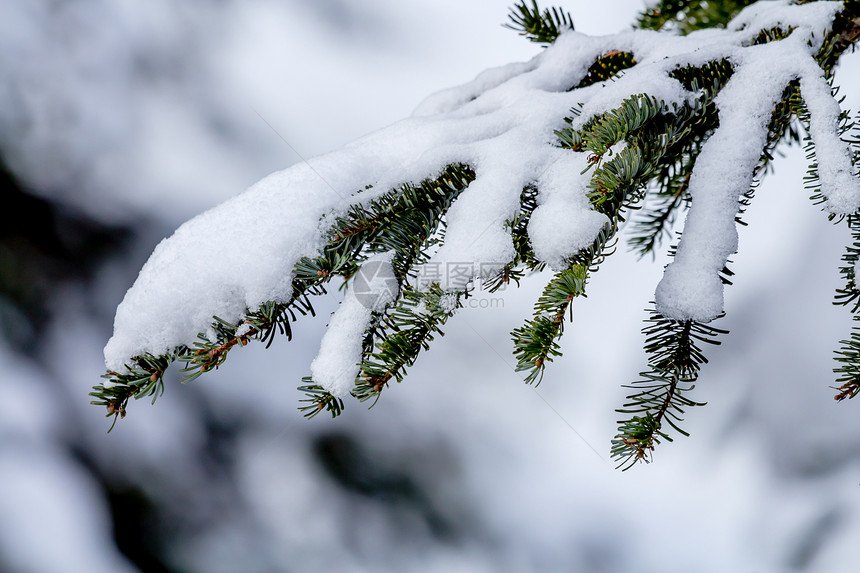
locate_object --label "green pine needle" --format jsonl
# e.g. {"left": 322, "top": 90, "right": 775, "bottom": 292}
{"left": 504, "top": 1, "right": 574, "bottom": 45}
{"left": 611, "top": 308, "right": 727, "bottom": 469}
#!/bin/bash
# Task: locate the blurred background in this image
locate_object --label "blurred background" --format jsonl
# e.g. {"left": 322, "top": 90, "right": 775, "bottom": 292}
{"left": 2, "top": 0, "right": 860, "bottom": 571}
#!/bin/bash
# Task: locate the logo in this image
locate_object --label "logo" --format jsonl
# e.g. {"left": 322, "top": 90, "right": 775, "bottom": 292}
{"left": 353, "top": 260, "right": 399, "bottom": 310}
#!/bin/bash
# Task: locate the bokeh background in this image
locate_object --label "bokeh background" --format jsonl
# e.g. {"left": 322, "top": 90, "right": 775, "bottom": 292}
{"left": 2, "top": 1, "right": 860, "bottom": 571}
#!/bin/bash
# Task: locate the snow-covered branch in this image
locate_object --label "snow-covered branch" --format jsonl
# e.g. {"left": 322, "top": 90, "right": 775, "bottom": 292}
{"left": 94, "top": 0, "right": 860, "bottom": 467}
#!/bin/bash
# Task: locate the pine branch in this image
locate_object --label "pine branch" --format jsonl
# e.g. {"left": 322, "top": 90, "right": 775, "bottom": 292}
{"left": 570, "top": 94, "right": 667, "bottom": 157}
{"left": 511, "top": 265, "right": 587, "bottom": 384}
{"left": 504, "top": 1, "right": 574, "bottom": 45}
{"left": 637, "top": 0, "right": 755, "bottom": 34}
{"left": 296, "top": 166, "right": 476, "bottom": 416}
{"left": 486, "top": 185, "right": 545, "bottom": 294}
{"left": 298, "top": 382, "right": 345, "bottom": 419}
{"left": 328, "top": 164, "right": 476, "bottom": 277}
{"left": 91, "top": 281, "right": 328, "bottom": 429}
{"left": 512, "top": 224, "right": 616, "bottom": 384}
{"left": 834, "top": 318, "right": 860, "bottom": 402}
{"left": 835, "top": 214, "right": 860, "bottom": 313}
{"left": 515, "top": 87, "right": 728, "bottom": 388}
{"left": 575, "top": 51, "right": 636, "bottom": 89}
{"left": 92, "top": 352, "right": 175, "bottom": 431}
{"left": 352, "top": 284, "right": 462, "bottom": 404}
{"left": 833, "top": 215, "right": 860, "bottom": 401}
{"left": 626, "top": 60, "right": 804, "bottom": 259}
{"left": 627, "top": 171, "right": 691, "bottom": 258}
{"left": 612, "top": 49, "right": 828, "bottom": 460}
{"left": 821, "top": 3, "right": 860, "bottom": 73}
{"left": 794, "top": 85, "right": 855, "bottom": 220}
{"left": 93, "top": 164, "right": 475, "bottom": 424}
{"left": 611, "top": 308, "right": 727, "bottom": 469}
{"left": 96, "top": 1, "right": 860, "bottom": 467}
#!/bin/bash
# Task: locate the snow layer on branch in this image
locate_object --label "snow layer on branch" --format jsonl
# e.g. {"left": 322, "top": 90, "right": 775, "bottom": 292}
{"left": 106, "top": 0, "right": 859, "bottom": 370}
{"left": 656, "top": 40, "right": 802, "bottom": 321}
{"left": 528, "top": 151, "right": 609, "bottom": 270}
{"left": 105, "top": 29, "right": 616, "bottom": 370}
{"left": 310, "top": 254, "right": 397, "bottom": 398}
{"left": 799, "top": 70, "right": 860, "bottom": 214}
{"left": 727, "top": 0, "right": 843, "bottom": 51}
{"left": 656, "top": 14, "right": 859, "bottom": 321}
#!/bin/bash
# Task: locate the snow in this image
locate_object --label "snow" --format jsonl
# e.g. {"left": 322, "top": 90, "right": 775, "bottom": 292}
{"left": 656, "top": 16, "right": 860, "bottom": 321}
{"left": 528, "top": 150, "right": 610, "bottom": 269}
{"left": 657, "top": 39, "right": 807, "bottom": 321}
{"left": 800, "top": 69, "right": 860, "bottom": 214}
{"left": 727, "top": 0, "right": 843, "bottom": 51}
{"left": 310, "top": 290, "right": 372, "bottom": 398}
{"left": 106, "top": 0, "right": 860, "bottom": 381}
{"left": 105, "top": 24, "right": 612, "bottom": 369}
{"left": 310, "top": 254, "right": 398, "bottom": 398}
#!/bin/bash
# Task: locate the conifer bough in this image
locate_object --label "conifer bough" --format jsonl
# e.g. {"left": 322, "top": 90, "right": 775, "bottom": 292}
{"left": 94, "top": 1, "right": 860, "bottom": 468}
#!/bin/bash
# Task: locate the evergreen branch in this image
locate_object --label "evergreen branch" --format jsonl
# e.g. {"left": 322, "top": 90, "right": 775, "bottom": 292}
{"left": 668, "top": 59, "right": 735, "bottom": 94}
{"left": 93, "top": 164, "right": 475, "bottom": 425}
{"left": 91, "top": 351, "right": 177, "bottom": 431}
{"left": 834, "top": 215, "right": 860, "bottom": 313}
{"left": 298, "top": 382, "right": 345, "bottom": 419}
{"left": 611, "top": 308, "right": 727, "bottom": 469}
{"left": 328, "top": 163, "right": 476, "bottom": 277}
{"left": 588, "top": 145, "right": 652, "bottom": 212}
{"left": 637, "top": 0, "right": 755, "bottom": 34}
{"left": 834, "top": 317, "right": 860, "bottom": 401}
{"left": 291, "top": 13, "right": 856, "bottom": 435}
{"left": 511, "top": 288, "right": 580, "bottom": 385}
{"left": 352, "top": 285, "right": 461, "bottom": 404}
{"left": 512, "top": 225, "right": 616, "bottom": 384}
{"left": 504, "top": 1, "right": 574, "bottom": 45}
{"left": 627, "top": 171, "right": 691, "bottom": 258}
{"left": 94, "top": 0, "right": 860, "bottom": 465}
{"left": 562, "top": 77, "right": 729, "bottom": 222}
{"left": 830, "top": 1, "right": 860, "bottom": 402}
{"left": 575, "top": 51, "right": 636, "bottom": 89}
{"left": 575, "top": 94, "right": 667, "bottom": 157}
{"left": 91, "top": 279, "right": 329, "bottom": 430}
{"left": 612, "top": 61, "right": 797, "bottom": 438}
{"left": 795, "top": 86, "right": 854, "bottom": 219}
{"left": 834, "top": 216, "right": 860, "bottom": 401}
{"left": 298, "top": 165, "right": 476, "bottom": 415}
{"left": 746, "top": 24, "right": 795, "bottom": 48}
{"left": 515, "top": 89, "right": 725, "bottom": 388}
{"left": 568, "top": 221, "right": 619, "bottom": 273}
{"left": 584, "top": 106, "right": 700, "bottom": 217}
{"left": 178, "top": 316, "right": 258, "bottom": 380}
{"left": 486, "top": 185, "right": 545, "bottom": 293}
{"left": 626, "top": 60, "right": 803, "bottom": 259}
{"left": 508, "top": 185, "right": 542, "bottom": 270}
{"left": 820, "top": 4, "right": 860, "bottom": 74}
{"left": 621, "top": 81, "right": 717, "bottom": 257}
